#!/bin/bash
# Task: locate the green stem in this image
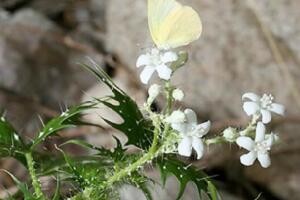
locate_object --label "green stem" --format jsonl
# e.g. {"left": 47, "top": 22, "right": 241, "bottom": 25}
{"left": 165, "top": 81, "right": 173, "bottom": 115}
{"left": 104, "top": 119, "right": 161, "bottom": 188}
{"left": 239, "top": 115, "right": 259, "bottom": 136}
{"left": 25, "top": 152, "right": 45, "bottom": 199}
{"left": 205, "top": 136, "right": 226, "bottom": 145}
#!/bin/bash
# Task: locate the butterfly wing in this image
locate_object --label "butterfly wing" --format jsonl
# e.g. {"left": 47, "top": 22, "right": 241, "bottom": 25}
{"left": 148, "top": 0, "right": 202, "bottom": 49}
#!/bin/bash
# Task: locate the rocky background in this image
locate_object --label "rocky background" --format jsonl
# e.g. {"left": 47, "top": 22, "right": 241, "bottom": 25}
{"left": 1, "top": 0, "right": 300, "bottom": 199}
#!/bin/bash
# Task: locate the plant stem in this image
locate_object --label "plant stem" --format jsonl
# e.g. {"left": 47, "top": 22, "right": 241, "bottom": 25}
{"left": 165, "top": 81, "right": 173, "bottom": 115}
{"left": 104, "top": 120, "right": 160, "bottom": 188}
{"left": 205, "top": 136, "right": 226, "bottom": 145}
{"left": 25, "top": 152, "right": 44, "bottom": 199}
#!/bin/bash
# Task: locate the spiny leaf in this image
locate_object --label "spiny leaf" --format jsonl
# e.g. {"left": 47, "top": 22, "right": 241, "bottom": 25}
{"left": 157, "top": 157, "right": 218, "bottom": 200}
{"left": 56, "top": 147, "right": 113, "bottom": 188}
{"left": 0, "top": 170, "right": 35, "bottom": 200}
{"left": 126, "top": 172, "right": 153, "bottom": 200}
{"left": 0, "top": 115, "right": 26, "bottom": 164}
{"left": 81, "top": 61, "right": 154, "bottom": 150}
{"left": 31, "top": 101, "right": 97, "bottom": 149}
{"left": 62, "top": 139, "right": 124, "bottom": 161}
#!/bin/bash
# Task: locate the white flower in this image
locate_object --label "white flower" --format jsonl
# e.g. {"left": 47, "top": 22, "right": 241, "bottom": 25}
{"left": 242, "top": 92, "right": 285, "bottom": 124}
{"left": 172, "top": 89, "right": 184, "bottom": 101}
{"left": 136, "top": 48, "right": 178, "bottom": 84}
{"left": 236, "top": 122, "right": 274, "bottom": 168}
{"left": 165, "top": 110, "right": 185, "bottom": 124}
{"left": 167, "top": 109, "right": 211, "bottom": 159}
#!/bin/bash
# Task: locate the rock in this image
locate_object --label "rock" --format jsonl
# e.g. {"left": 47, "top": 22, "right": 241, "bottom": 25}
{"left": 0, "top": 0, "right": 27, "bottom": 10}
{"left": 26, "top": 0, "right": 69, "bottom": 18}
{"left": 0, "top": 9, "right": 104, "bottom": 108}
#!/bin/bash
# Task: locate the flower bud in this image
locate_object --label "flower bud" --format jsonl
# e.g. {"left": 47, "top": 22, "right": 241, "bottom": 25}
{"left": 223, "top": 127, "right": 237, "bottom": 142}
{"left": 172, "top": 89, "right": 184, "bottom": 101}
{"left": 147, "top": 84, "right": 161, "bottom": 104}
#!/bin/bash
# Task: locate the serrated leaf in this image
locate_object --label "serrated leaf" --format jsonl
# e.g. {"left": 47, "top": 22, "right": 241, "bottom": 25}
{"left": 0, "top": 115, "right": 26, "bottom": 163}
{"left": 127, "top": 172, "right": 153, "bottom": 200}
{"left": 56, "top": 147, "right": 113, "bottom": 188}
{"left": 81, "top": 62, "right": 154, "bottom": 150}
{"left": 31, "top": 101, "right": 97, "bottom": 149}
{"left": 157, "top": 157, "right": 218, "bottom": 200}
{"left": 1, "top": 170, "right": 35, "bottom": 200}
{"left": 61, "top": 139, "right": 124, "bottom": 161}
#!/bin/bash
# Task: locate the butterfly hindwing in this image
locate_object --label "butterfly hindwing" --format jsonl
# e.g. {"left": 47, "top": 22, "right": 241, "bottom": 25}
{"left": 148, "top": 0, "right": 202, "bottom": 49}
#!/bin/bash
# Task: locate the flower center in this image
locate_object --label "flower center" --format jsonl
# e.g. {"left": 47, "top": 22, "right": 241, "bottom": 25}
{"left": 150, "top": 49, "right": 163, "bottom": 66}
{"left": 187, "top": 125, "right": 204, "bottom": 137}
{"left": 254, "top": 141, "right": 270, "bottom": 153}
{"left": 260, "top": 94, "right": 273, "bottom": 109}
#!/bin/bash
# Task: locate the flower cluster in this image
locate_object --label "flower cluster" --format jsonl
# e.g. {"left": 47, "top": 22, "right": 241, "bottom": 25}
{"left": 234, "top": 92, "right": 285, "bottom": 168}
{"left": 136, "top": 47, "right": 285, "bottom": 168}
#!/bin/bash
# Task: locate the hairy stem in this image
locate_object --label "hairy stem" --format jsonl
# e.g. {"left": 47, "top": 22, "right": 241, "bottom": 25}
{"left": 25, "top": 152, "right": 45, "bottom": 199}
{"left": 104, "top": 118, "right": 161, "bottom": 188}
{"left": 165, "top": 81, "right": 173, "bottom": 115}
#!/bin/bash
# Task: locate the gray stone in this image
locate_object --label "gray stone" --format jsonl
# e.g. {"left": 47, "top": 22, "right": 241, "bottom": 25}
{"left": 0, "top": 9, "right": 104, "bottom": 108}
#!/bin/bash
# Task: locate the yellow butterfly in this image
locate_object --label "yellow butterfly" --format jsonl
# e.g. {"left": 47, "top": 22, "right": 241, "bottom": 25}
{"left": 148, "top": 0, "right": 202, "bottom": 50}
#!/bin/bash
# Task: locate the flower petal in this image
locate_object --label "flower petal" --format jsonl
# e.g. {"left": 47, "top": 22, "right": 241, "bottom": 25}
{"left": 242, "top": 93, "right": 260, "bottom": 101}
{"left": 136, "top": 54, "right": 150, "bottom": 67}
{"left": 165, "top": 110, "right": 185, "bottom": 124}
{"left": 172, "top": 123, "right": 187, "bottom": 134}
{"left": 257, "top": 153, "right": 271, "bottom": 168}
{"left": 269, "top": 103, "right": 285, "bottom": 115}
{"left": 261, "top": 109, "right": 272, "bottom": 124}
{"left": 265, "top": 133, "right": 274, "bottom": 147}
{"left": 178, "top": 136, "right": 192, "bottom": 157}
{"left": 240, "top": 151, "right": 257, "bottom": 166}
{"left": 196, "top": 121, "right": 211, "bottom": 137}
{"left": 236, "top": 136, "right": 254, "bottom": 151}
{"left": 255, "top": 122, "right": 266, "bottom": 142}
{"left": 161, "top": 51, "right": 178, "bottom": 63}
{"left": 243, "top": 102, "right": 260, "bottom": 116}
{"left": 192, "top": 137, "right": 204, "bottom": 159}
{"left": 184, "top": 109, "right": 197, "bottom": 125}
{"left": 140, "top": 66, "right": 155, "bottom": 84}
{"left": 156, "top": 64, "right": 172, "bottom": 80}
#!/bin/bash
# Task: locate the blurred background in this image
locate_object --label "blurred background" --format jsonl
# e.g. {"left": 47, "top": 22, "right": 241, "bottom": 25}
{"left": 0, "top": 0, "right": 300, "bottom": 199}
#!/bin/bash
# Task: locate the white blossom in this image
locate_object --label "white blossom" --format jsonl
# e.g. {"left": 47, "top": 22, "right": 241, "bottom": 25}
{"left": 236, "top": 122, "right": 274, "bottom": 168}
{"left": 136, "top": 48, "right": 178, "bottom": 84}
{"left": 242, "top": 92, "right": 285, "bottom": 124}
{"left": 172, "top": 88, "right": 184, "bottom": 101}
{"left": 165, "top": 110, "right": 185, "bottom": 124}
{"left": 166, "top": 109, "right": 210, "bottom": 159}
